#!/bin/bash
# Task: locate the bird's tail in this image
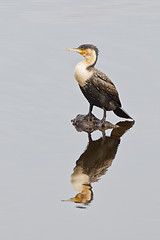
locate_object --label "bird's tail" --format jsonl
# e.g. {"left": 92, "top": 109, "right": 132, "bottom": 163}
{"left": 113, "top": 107, "right": 133, "bottom": 119}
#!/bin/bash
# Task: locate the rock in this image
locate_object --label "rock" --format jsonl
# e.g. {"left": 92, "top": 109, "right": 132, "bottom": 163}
{"left": 71, "top": 114, "right": 117, "bottom": 133}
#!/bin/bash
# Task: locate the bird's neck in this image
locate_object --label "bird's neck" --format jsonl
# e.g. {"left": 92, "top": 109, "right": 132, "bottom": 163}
{"left": 74, "top": 52, "right": 97, "bottom": 87}
{"left": 84, "top": 50, "right": 97, "bottom": 67}
{"left": 74, "top": 61, "right": 93, "bottom": 87}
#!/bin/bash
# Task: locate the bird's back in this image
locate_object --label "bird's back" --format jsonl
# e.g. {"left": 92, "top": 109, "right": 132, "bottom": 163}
{"left": 79, "top": 67, "right": 122, "bottom": 111}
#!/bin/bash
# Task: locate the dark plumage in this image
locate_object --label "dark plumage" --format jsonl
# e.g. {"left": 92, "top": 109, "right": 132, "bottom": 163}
{"left": 66, "top": 44, "right": 133, "bottom": 121}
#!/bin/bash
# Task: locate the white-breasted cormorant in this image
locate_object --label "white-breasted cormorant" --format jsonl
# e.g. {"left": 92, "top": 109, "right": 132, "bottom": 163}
{"left": 67, "top": 44, "right": 132, "bottom": 122}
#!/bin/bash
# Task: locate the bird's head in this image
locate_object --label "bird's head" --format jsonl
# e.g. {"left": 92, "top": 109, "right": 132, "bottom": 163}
{"left": 66, "top": 44, "right": 99, "bottom": 67}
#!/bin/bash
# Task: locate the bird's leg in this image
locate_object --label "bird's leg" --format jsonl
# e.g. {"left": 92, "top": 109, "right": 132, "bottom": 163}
{"left": 101, "top": 108, "right": 106, "bottom": 124}
{"left": 89, "top": 104, "right": 93, "bottom": 120}
{"left": 85, "top": 104, "right": 93, "bottom": 121}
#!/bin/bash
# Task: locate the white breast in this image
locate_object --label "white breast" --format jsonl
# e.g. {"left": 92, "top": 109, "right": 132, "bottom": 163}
{"left": 74, "top": 61, "right": 92, "bottom": 87}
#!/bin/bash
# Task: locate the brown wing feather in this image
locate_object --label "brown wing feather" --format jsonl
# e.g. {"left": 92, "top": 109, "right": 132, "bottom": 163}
{"left": 92, "top": 69, "right": 121, "bottom": 107}
{"left": 93, "top": 69, "right": 115, "bottom": 86}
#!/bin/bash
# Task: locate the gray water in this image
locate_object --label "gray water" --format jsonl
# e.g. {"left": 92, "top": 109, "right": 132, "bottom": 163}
{"left": 0, "top": 0, "right": 160, "bottom": 239}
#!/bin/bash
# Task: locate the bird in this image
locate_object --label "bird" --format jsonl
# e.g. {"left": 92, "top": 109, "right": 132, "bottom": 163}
{"left": 66, "top": 44, "right": 133, "bottom": 122}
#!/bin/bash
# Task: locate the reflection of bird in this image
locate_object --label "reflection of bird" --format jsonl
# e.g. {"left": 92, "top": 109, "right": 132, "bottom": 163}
{"left": 62, "top": 121, "right": 134, "bottom": 205}
{"left": 67, "top": 44, "right": 133, "bottom": 122}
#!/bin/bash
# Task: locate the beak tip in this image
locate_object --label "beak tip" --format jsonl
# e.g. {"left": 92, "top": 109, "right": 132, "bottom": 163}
{"left": 66, "top": 48, "right": 81, "bottom": 54}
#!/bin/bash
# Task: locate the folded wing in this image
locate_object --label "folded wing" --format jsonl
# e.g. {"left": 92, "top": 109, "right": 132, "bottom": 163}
{"left": 92, "top": 69, "right": 122, "bottom": 107}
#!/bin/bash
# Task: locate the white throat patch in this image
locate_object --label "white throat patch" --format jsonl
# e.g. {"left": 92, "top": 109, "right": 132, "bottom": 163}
{"left": 74, "top": 61, "right": 92, "bottom": 87}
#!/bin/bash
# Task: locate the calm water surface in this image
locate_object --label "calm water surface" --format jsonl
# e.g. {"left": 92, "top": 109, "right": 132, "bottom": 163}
{"left": 0, "top": 0, "right": 160, "bottom": 239}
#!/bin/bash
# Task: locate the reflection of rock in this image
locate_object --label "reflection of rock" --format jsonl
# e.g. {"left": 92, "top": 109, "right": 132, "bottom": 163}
{"left": 62, "top": 120, "right": 135, "bottom": 206}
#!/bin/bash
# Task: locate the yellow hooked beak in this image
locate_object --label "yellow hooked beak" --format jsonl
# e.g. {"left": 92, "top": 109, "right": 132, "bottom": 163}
{"left": 66, "top": 48, "right": 85, "bottom": 56}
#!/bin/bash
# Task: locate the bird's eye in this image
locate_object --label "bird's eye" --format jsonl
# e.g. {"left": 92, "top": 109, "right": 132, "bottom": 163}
{"left": 80, "top": 48, "right": 84, "bottom": 51}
